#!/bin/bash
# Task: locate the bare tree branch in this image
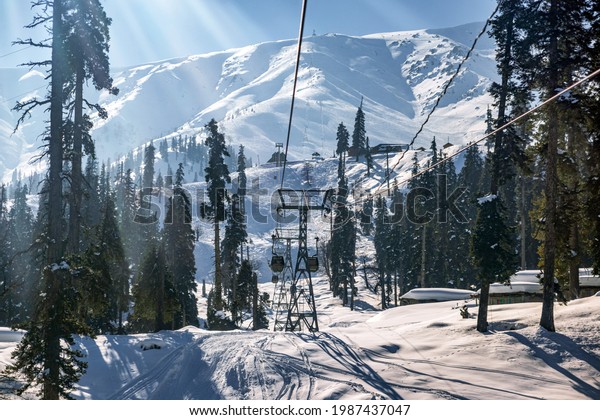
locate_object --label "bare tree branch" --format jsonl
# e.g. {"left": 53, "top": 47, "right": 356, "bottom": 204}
{"left": 13, "top": 98, "right": 51, "bottom": 132}
{"left": 13, "top": 38, "right": 51, "bottom": 49}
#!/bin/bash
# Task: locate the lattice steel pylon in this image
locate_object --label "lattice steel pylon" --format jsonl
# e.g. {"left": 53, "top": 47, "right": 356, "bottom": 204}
{"left": 272, "top": 237, "right": 294, "bottom": 331}
{"left": 276, "top": 189, "right": 331, "bottom": 332}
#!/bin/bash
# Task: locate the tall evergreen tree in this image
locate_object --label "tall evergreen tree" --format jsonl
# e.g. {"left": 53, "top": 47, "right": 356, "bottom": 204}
{"left": 520, "top": 0, "right": 591, "bottom": 331}
{"left": 456, "top": 145, "right": 485, "bottom": 287}
{"left": 203, "top": 119, "right": 231, "bottom": 313}
{"left": 163, "top": 163, "right": 198, "bottom": 328}
{"left": 237, "top": 145, "right": 247, "bottom": 197}
{"left": 4, "top": 185, "right": 36, "bottom": 324}
{"left": 130, "top": 242, "right": 177, "bottom": 332}
{"left": 373, "top": 195, "right": 390, "bottom": 309}
{"left": 221, "top": 193, "right": 248, "bottom": 323}
{"left": 472, "top": 0, "right": 529, "bottom": 332}
{"left": 336, "top": 122, "right": 350, "bottom": 156}
{"left": 335, "top": 122, "right": 350, "bottom": 178}
{"left": 360, "top": 195, "right": 373, "bottom": 236}
{"left": 9, "top": 0, "right": 91, "bottom": 399}
{"left": 351, "top": 100, "right": 366, "bottom": 161}
{"left": 64, "top": 0, "right": 118, "bottom": 254}
{"left": 330, "top": 164, "right": 356, "bottom": 307}
{"left": 74, "top": 193, "right": 129, "bottom": 334}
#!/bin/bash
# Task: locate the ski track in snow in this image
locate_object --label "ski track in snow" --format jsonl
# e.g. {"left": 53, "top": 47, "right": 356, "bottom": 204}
{"left": 2, "top": 294, "right": 600, "bottom": 400}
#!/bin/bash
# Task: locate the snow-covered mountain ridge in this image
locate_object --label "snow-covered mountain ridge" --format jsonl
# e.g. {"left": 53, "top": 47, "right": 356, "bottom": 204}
{"left": 0, "top": 22, "right": 497, "bottom": 182}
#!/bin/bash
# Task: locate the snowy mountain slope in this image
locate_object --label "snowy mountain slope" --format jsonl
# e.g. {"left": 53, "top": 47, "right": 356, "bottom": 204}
{"left": 0, "top": 22, "right": 496, "bottom": 182}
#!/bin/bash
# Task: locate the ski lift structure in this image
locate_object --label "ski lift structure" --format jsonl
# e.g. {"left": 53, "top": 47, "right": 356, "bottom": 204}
{"left": 271, "top": 188, "right": 331, "bottom": 332}
{"left": 271, "top": 228, "right": 296, "bottom": 331}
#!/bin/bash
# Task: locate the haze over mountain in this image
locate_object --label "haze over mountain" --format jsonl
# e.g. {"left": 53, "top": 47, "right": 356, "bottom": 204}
{"left": 0, "top": 22, "right": 497, "bottom": 182}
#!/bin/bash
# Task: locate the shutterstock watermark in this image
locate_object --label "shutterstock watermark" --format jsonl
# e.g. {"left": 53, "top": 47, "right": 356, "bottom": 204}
{"left": 132, "top": 174, "right": 467, "bottom": 229}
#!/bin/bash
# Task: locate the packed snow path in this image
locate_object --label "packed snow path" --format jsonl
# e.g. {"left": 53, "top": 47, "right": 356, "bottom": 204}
{"left": 65, "top": 294, "right": 600, "bottom": 400}
{"left": 95, "top": 331, "right": 405, "bottom": 400}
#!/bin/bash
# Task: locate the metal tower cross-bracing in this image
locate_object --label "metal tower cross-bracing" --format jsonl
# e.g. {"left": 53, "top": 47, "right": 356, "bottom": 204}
{"left": 275, "top": 189, "right": 331, "bottom": 333}
{"left": 272, "top": 235, "right": 294, "bottom": 332}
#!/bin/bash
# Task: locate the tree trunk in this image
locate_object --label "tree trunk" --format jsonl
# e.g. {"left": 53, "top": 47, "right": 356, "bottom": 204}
{"left": 476, "top": 280, "right": 490, "bottom": 332}
{"left": 569, "top": 223, "right": 580, "bottom": 300}
{"left": 43, "top": 0, "right": 66, "bottom": 400}
{"left": 214, "top": 219, "right": 223, "bottom": 310}
{"left": 394, "top": 270, "right": 398, "bottom": 307}
{"left": 68, "top": 65, "right": 84, "bottom": 254}
{"left": 540, "top": 0, "right": 558, "bottom": 333}
{"left": 156, "top": 254, "right": 165, "bottom": 332}
{"left": 519, "top": 175, "right": 527, "bottom": 269}
{"left": 380, "top": 270, "right": 386, "bottom": 309}
{"left": 252, "top": 273, "right": 259, "bottom": 330}
{"left": 418, "top": 226, "right": 427, "bottom": 288}
{"left": 350, "top": 271, "right": 355, "bottom": 311}
{"left": 477, "top": 9, "right": 512, "bottom": 334}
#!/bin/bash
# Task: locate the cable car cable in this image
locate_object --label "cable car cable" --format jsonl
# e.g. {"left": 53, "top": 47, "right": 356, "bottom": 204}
{"left": 280, "top": 0, "right": 308, "bottom": 189}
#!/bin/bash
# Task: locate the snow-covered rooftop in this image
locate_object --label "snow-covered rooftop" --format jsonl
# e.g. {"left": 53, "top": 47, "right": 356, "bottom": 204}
{"left": 400, "top": 287, "right": 474, "bottom": 302}
{"left": 475, "top": 281, "right": 543, "bottom": 295}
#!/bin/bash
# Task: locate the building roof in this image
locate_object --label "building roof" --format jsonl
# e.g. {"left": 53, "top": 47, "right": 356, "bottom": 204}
{"left": 475, "top": 282, "right": 543, "bottom": 296}
{"left": 400, "top": 288, "right": 474, "bottom": 302}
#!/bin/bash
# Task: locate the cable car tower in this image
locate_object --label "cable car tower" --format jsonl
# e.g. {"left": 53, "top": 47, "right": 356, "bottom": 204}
{"left": 271, "top": 229, "right": 295, "bottom": 331}
{"left": 275, "top": 189, "right": 331, "bottom": 332}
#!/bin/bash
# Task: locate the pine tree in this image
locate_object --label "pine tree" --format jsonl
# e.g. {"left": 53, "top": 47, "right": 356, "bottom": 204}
{"left": 388, "top": 182, "right": 406, "bottom": 303}
{"left": 365, "top": 136, "right": 374, "bottom": 177}
{"left": 135, "top": 144, "right": 159, "bottom": 275}
{"left": 0, "top": 184, "right": 13, "bottom": 324}
{"left": 118, "top": 169, "right": 138, "bottom": 266}
{"left": 64, "top": 0, "right": 118, "bottom": 254}
{"left": 351, "top": 100, "right": 366, "bottom": 161}
{"left": 142, "top": 143, "right": 156, "bottom": 209}
{"left": 330, "top": 160, "right": 356, "bottom": 307}
{"left": 472, "top": 196, "right": 518, "bottom": 327}
{"left": 518, "top": 0, "right": 591, "bottom": 331}
{"left": 2, "top": 185, "right": 36, "bottom": 324}
{"left": 203, "top": 119, "right": 231, "bottom": 314}
{"left": 252, "top": 271, "right": 269, "bottom": 330}
{"left": 471, "top": 0, "right": 533, "bottom": 332}
{"left": 73, "top": 193, "right": 129, "bottom": 334}
{"left": 9, "top": 0, "right": 90, "bottom": 399}
{"left": 335, "top": 122, "right": 350, "bottom": 178}
{"left": 585, "top": 0, "right": 600, "bottom": 276}
{"left": 335, "top": 122, "right": 350, "bottom": 156}
{"left": 373, "top": 196, "right": 389, "bottom": 309}
{"left": 360, "top": 195, "right": 373, "bottom": 236}
{"left": 163, "top": 163, "right": 198, "bottom": 328}
{"left": 221, "top": 193, "right": 248, "bottom": 323}
{"left": 456, "top": 145, "right": 485, "bottom": 287}
{"left": 130, "top": 242, "right": 177, "bottom": 332}
{"left": 237, "top": 145, "right": 247, "bottom": 198}
{"left": 232, "top": 259, "right": 253, "bottom": 326}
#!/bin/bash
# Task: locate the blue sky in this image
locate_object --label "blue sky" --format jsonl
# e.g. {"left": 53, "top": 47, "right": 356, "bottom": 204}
{"left": 0, "top": 0, "right": 496, "bottom": 68}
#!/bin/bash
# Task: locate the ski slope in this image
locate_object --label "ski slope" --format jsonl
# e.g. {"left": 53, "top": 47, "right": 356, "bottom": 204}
{"left": 2, "top": 279, "right": 599, "bottom": 400}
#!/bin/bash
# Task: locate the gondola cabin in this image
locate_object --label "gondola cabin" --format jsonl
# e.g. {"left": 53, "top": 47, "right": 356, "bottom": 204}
{"left": 307, "top": 256, "right": 319, "bottom": 273}
{"left": 271, "top": 255, "right": 284, "bottom": 272}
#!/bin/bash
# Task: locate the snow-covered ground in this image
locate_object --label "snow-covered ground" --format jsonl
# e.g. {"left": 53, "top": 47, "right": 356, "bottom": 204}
{"left": 2, "top": 278, "right": 598, "bottom": 400}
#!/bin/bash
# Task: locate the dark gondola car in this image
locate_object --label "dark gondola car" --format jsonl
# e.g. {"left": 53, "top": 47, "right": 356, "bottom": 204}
{"left": 308, "top": 256, "right": 319, "bottom": 273}
{"left": 271, "top": 255, "right": 285, "bottom": 272}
